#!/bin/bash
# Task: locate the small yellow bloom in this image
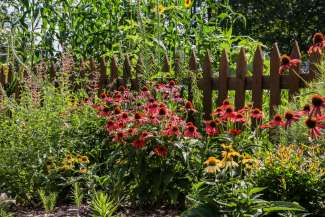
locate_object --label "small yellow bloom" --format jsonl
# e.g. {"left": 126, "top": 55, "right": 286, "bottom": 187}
{"left": 158, "top": 4, "right": 165, "bottom": 15}
{"left": 184, "top": 0, "right": 192, "bottom": 8}
{"left": 79, "top": 155, "right": 90, "bottom": 164}
{"left": 204, "top": 157, "right": 223, "bottom": 174}
{"left": 79, "top": 167, "right": 88, "bottom": 174}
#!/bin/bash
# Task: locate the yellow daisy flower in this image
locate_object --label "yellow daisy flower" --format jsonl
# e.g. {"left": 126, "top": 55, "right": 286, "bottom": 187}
{"left": 158, "top": 4, "right": 165, "bottom": 15}
{"left": 204, "top": 157, "right": 223, "bottom": 174}
{"left": 184, "top": 0, "right": 192, "bottom": 8}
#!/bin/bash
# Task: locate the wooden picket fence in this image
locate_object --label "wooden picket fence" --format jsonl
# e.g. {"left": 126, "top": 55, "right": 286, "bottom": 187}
{"left": 0, "top": 42, "right": 322, "bottom": 121}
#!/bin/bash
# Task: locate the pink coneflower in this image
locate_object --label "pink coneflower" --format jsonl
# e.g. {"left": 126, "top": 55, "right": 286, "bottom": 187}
{"left": 308, "top": 33, "right": 325, "bottom": 55}
{"left": 113, "top": 131, "right": 126, "bottom": 142}
{"left": 132, "top": 139, "right": 145, "bottom": 149}
{"left": 228, "top": 129, "right": 241, "bottom": 136}
{"left": 184, "top": 122, "right": 201, "bottom": 138}
{"left": 233, "top": 113, "right": 247, "bottom": 123}
{"left": 204, "top": 120, "right": 219, "bottom": 136}
{"left": 212, "top": 107, "right": 223, "bottom": 116}
{"left": 251, "top": 108, "right": 263, "bottom": 119}
{"left": 106, "top": 120, "right": 117, "bottom": 132}
{"left": 311, "top": 95, "right": 324, "bottom": 117}
{"left": 297, "top": 104, "right": 311, "bottom": 116}
{"left": 220, "top": 105, "right": 236, "bottom": 121}
{"left": 269, "top": 114, "right": 284, "bottom": 128}
{"left": 305, "top": 117, "right": 324, "bottom": 139}
{"left": 284, "top": 111, "right": 300, "bottom": 129}
{"left": 162, "top": 125, "right": 181, "bottom": 136}
{"left": 279, "top": 55, "right": 301, "bottom": 74}
{"left": 154, "top": 145, "right": 168, "bottom": 157}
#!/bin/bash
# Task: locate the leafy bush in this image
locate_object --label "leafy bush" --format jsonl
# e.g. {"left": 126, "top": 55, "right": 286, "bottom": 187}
{"left": 256, "top": 144, "right": 325, "bottom": 212}
{"left": 0, "top": 83, "right": 105, "bottom": 204}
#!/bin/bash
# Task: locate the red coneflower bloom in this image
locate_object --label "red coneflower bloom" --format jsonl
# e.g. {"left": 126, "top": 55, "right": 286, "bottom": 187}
{"left": 113, "top": 131, "right": 126, "bottom": 142}
{"left": 284, "top": 111, "right": 300, "bottom": 129}
{"left": 297, "top": 104, "right": 311, "bottom": 116}
{"left": 305, "top": 117, "right": 325, "bottom": 139}
{"left": 158, "top": 107, "right": 168, "bottom": 116}
{"left": 308, "top": 33, "right": 325, "bottom": 55}
{"left": 168, "top": 80, "right": 176, "bottom": 87}
{"left": 140, "top": 131, "right": 153, "bottom": 140}
{"left": 212, "top": 107, "right": 223, "bottom": 116}
{"left": 119, "top": 112, "right": 133, "bottom": 123}
{"left": 220, "top": 105, "right": 236, "bottom": 121}
{"left": 311, "top": 95, "right": 324, "bottom": 117}
{"left": 251, "top": 108, "right": 263, "bottom": 120}
{"left": 204, "top": 120, "right": 219, "bottom": 136}
{"left": 99, "top": 107, "right": 110, "bottom": 116}
{"left": 118, "top": 85, "right": 126, "bottom": 92}
{"left": 220, "top": 99, "right": 231, "bottom": 109}
{"left": 132, "top": 139, "right": 145, "bottom": 149}
{"left": 269, "top": 114, "right": 285, "bottom": 128}
{"left": 279, "top": 55, "right": 301, "bottom": 74}
{"left": 154, "top": 145, "right": 168, "bottom": 157}
{"left": 103, "top": 96, "right": 113, "bottom": 103}
{"left": 233, "top": 113, "right": 247, "bottom": 123}
{"left": 184, "top": 122, "right": 201, "bottom": 138}
{"left": 228, "top": 129, "right": 241, "bottom": 136}
{"left": 162, "top": 125, "right": 181, "bottom": 136}
{"left": 106, "top": 120, "right": 117, "bottom": 132}
{"left": 114, "top": 107, "right": 122, "bottom": 115}
{"left": 185, "top": 101, "right": 193, "bottom": 110}
{"left": 126, "top": 128, "right": 138, "bottom": 136}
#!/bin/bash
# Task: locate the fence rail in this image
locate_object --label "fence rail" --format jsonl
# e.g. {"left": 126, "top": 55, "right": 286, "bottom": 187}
{"left": 0, "top": 42, "right": 322, "bottom": 122}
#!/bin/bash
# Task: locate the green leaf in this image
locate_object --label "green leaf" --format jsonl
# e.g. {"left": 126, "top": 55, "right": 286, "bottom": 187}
{"left": 263, "top": 201, "right": 306, "bottom": 213}
{"left": 181, "top": 204, "right": 216, "bottom": 217}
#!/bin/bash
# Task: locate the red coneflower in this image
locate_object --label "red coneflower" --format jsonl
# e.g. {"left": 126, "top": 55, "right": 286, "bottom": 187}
{"left": 220, "top": 105, "right": 236, "bottom": 121}
{"left": 228, "top": 129, "right": 241, "bottom": 136}
{"left": 308, "top": 33, "right": 325, "bottom": 55}
{"left": 212, "top": 107, "right": 223, "bottom": 116}
{"left": 106, "top": 120, "right": 117, "bottom": 132}
{"left": 132, "top": 139, "right": 145, "bottom": 149}
{"left": 284, "top": 111, "right": 300, "bottom": 129}
{"left": 154, "top": 145, "right": 168, "bottom": 157}
{"left": 269, "top": 114, "right": 284, "bottom": 128}
{"left": 114, "top": 107, "right": 122, "bottom": 115}
{"left": 305, "top": 117, "right": 324, "bottom": 139}
{"left": 168, "top": 80, "right": 176, "bottom": 87}
{"left": 220, "top": 99, "right": 231, "bottom": 109}
{"left": 162, "top": 125, "right": 181, "bottom": 136}
{"left": 140, "top": 131, "right": 153, "bottom": 140}
{"left": 233, "top": 113, "right": 247, "bottom": 123}
{"left": 119, "top": 112, "right": 133, "bottom": 123}
{"left": 251, "top": 108, "right": 263, "bottom": 119}
{"left": 113, "top": 131, "right": 126, "bottom": 142}
{"left": 158, "top": 107, "right": 168, "bottom": 116}
{"left": 311, "top": 95, "right": 324, "bottom": 117}
{"left": 184, "top": 122, "right": 201, "bottom": 138}
{"left": 99, "top": 107, "right": 110, "bottom": 116}
{"left": 118, "top": 85, "right": 126, "bottom": 92}
{"left": 279, "top": 54, "right": 301, "bottom": 74}
{"left": 204, "top": 120, "right": 219, "bottom": 136}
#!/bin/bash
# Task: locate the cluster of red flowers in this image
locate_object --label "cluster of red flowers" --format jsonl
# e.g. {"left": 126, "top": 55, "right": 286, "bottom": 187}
{"left": 204, "top": 100, "right": 264, "bottom": 137}
{"left": 263, "top": 95, "right": 324, "bottom": 139}
{"left": 308, "top": 32, "right": 325, "bottom": 56}
{"left": 89, "top": 81, "right": 201, "bottom": 158}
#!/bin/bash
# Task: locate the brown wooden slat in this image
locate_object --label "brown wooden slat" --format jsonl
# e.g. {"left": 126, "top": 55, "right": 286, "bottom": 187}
{"left": 188, "top": 49, "right": 198, "bottom": 102}
{"left": 174, "top": 51, "right": 181, "bottom": 78}
{"left": 308, "top": 52, "right": 322, "bottom": 81}
{"left": 123, "top": 54, "right": 131, "bottom": 86}
{"left": 289, "top": 41, "right": 302, "bottom": 100}
{"left": 202, "top": 50, "right": 213, "bottom": 120}
{"left": 217, "top": 49, "right": 229, "bottom": 106}
{"left": 0, "top": 65, "right": 6, "bottom": 87}
{"left": 98, "top": 56, "right": 108, "bottom": 95}
{"left": 50, "top": 63, "right": 56, "bottom": 81}
{"left": 162, "top": 53, "right": 170, "bottom": 72}
{"left": 89, "top": 58, "right": 97, "bottom": 81}
{"left": 132, "top": 55, "right": 144, "bottom": 90}
{"left": 7, "top": 64, "right": 13, "bottom": 84}
{"left": 252, "top": 46, "right": 264, "bottom": 110}
{"left": 110, "top": 56, "right": 119, "bottom": 89}
{"left": 269, "top": 43, "right": 281, "bottom": 117}
{"left": 79, "top": 59, "right": 85, "bottom": 78}
{"left": 235, "top": 48, "right": 247, "bottom": 110}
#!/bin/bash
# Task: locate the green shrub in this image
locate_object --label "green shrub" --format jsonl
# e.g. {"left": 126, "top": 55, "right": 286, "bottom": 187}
{"left": 0, "top": 83, "right": 105, "bottom": 204}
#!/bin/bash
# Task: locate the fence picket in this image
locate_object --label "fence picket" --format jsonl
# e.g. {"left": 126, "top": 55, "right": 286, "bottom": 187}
{"left": 289, "top": 41, "right": 302, "bottom": 100}
{"left": 50, "top": 63, "right": 56, "bottom": 81}
{"left": 202, "top": 50, "right": 213, "bottom": 120}
{"left": 123, "top": 55, "right": 131, "bottom": 86}
{"left": 217, "top": 49, "right": 229, "bottom": 106}
{"left": 133, "top": 55, "right": 144, "bottom": 90}
{"left": 162, "top": 53, "right": 170, "bottom": 73}
{"left": 252, "top": 46, "right": 264, "bottom": 110}
{"left": 235, "top": 48, "right": 247, "bottom": 110}
{"left": 269, "top": 43, "right": 281, "bottom": 117}
{"left": 0, "top": 65, "right": 5, "bottom": 87}
{"left": 7, "top": 64, "right": 13, "bottom": 84}
{"left": 188, "top": 49, "right": 198, "bottom": 102}
{"left": 110, "top": 56, "right": 119, "bottom": 89}
{"left": 98, "top": 56, "right": 108, "bottom": 94}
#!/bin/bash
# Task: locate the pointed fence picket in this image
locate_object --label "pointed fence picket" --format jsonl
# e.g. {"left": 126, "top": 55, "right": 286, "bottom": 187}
{"left": 0, "top": 41, "right": 322, "bottom": 124}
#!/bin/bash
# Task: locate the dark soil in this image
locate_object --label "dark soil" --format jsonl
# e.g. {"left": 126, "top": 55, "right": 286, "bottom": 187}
{"left": 12, "top": 205, "right": 180, "bottom": 217}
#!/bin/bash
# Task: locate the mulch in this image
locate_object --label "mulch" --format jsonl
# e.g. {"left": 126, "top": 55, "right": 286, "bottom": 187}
{"left": 12, "top": 205, "right": 180, "bottom": 217}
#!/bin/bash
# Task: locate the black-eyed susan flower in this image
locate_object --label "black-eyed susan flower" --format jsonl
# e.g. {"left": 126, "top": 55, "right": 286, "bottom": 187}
{"left": 158, "top": 4, "right": 165, "bottom": 15}
{"left": 184, "top": 0, "right": 192, "bottom": 8}
{"left": 79, "top": 155, "right": 90, "bottom": 164}
{"left": 79, "top": 167, "right": 88, "bottom": 174}
{"left": 204, "top": 157, "right": 223, "bottom": 174}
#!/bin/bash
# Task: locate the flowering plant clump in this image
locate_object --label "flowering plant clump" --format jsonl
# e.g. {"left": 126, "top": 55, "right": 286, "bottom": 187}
{"left": 89, "top": 81, "right": 202, "bottom": 206}
{"left": 308, "top": 32, "right": 325, "bottom": 55}
{"left": 256, "top": 144, "right": 325, "bottom": 211}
